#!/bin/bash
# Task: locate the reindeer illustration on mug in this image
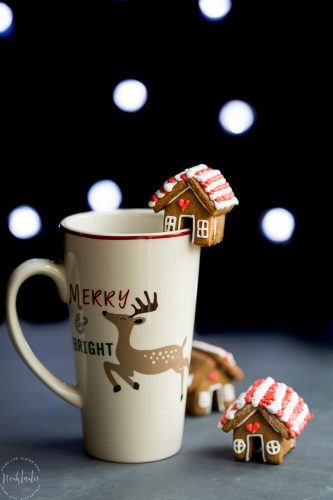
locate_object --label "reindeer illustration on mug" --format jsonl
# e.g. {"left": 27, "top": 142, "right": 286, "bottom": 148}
{"left": 102, "top": 291, "right": 189, "bottom": 400}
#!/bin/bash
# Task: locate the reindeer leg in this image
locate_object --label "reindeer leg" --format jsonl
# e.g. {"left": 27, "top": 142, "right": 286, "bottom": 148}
{"left": 183, "top": 356, "right": 190, "bottom": 368}
{"left": 117, "top": 367, "right": 140, "bottom": 391}
{"left": 174, "top": 367, "right": 186, "bottom": 401}
{"left": 181, "top": 356, "right": 189, "bottom": 400}
{"left": 180, "top": 368, "right": 184, "bottom": 401}
{"left": 104, "top": 362, "right": 122, "bottom": 392}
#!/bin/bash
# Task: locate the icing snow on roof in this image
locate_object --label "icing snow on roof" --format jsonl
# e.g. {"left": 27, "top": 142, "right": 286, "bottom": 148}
{"left": 148, "top": 164, "right": 239, "bottom": 212}
{"left": 192, "top": 340, "right": 237, "bottom": 366}
{"left": 220, "top": 377, "right": 313, "bottom": 438}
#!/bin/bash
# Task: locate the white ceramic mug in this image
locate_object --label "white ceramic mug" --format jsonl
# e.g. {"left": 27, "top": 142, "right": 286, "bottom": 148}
{"left": 6, "top": 209, "right": 201, "bottom": 463}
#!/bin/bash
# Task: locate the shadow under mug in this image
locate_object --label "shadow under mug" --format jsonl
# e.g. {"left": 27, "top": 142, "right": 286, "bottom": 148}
{"left": 6, "top": 209, "right": 201, "bottom": 463}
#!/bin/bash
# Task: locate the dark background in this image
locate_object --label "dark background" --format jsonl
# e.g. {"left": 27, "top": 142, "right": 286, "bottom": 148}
{"left": 1, "top": 0, "right": 331, "bottom": 339}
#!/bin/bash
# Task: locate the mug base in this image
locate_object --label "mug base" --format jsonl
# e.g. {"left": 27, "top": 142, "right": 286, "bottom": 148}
{"left": 84, "top": 444, "right": 182, "bottom": 464}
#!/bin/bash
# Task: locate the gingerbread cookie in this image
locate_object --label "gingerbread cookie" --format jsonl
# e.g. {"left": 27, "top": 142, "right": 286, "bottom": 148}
{"left": 186, "top": 340, "right": 244, "bottom": 416}
{"left": 148, "top": 164, "right": 239, "bottom": 247}
{"left": 219, "top": 377, "right": 313, "bottom": 464}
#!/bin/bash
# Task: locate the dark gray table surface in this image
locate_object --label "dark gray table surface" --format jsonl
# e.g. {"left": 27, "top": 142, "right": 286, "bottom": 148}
{"left": 1, "top": 321, "right": 332, "bottom": 500}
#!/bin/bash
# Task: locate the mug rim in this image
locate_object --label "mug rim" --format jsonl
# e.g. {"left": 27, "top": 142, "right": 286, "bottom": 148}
{"left": 60, "top": 209, "right": 192, "bottom": 240}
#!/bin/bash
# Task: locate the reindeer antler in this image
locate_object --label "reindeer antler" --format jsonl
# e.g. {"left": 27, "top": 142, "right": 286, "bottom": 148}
{"left": 130, "top": 291, "right": 158, "bottom": 317}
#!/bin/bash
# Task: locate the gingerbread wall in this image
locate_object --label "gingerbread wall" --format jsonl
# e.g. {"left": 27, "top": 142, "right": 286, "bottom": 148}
{"left": 232, "top": 411, "right": 290, "bottom": 464}
{"left": 163, "top": 189, "right": 226, "bottom": 246}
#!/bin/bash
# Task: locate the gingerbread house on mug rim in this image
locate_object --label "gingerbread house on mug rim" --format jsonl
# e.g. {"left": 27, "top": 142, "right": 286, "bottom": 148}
{"left": 148, "top": 164, "right": 239, "bottom": 247}
{"left": 219, "top": 377, "right": 313, "bottom": 465}
{"left": 187, "top": 340, "right": 244, "bottom": 416}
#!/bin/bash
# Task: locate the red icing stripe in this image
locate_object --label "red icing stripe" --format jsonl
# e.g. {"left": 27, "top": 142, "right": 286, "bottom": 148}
{"left": 194, "top": 166, "right": 212, "bottom": 176}
{"left": 200, "top": 173, "right": 224, "bottom": 187}
{"left": 285, "top": 397, "right": 304, "bottom": 427}
{"left": 214, "top": 191, "right": 235, "bottom": 202}
{"left": 289, "top": 398, "right": 305, "bottom": 428}
{"left": 159, "top": 187, "right": 166, "bottom": 194}
{"left": 259, "top": 382, "right": 279, "bottom": 408}
{"left": 295, "top": 412, "right": 313, "bottom": 436}
{"left": 168, "top": 177, "right": 177, "bottom": 183}
{"left": 245, "top": 378, "right": 265, "bottom": 403}
{"left": 207, "top": 182, "right": 230, "bottom": 194}
{"left": 276, "top": 387, "right": 293, "bottom": 417}
{"left": 150, "top": 194, "right": 158, "bottom": 202}
{"left": 181, "top": 174, "right": 187, "bottom": 180}
{"left": 220, "top": 414, "right": 227, "bottom": 425}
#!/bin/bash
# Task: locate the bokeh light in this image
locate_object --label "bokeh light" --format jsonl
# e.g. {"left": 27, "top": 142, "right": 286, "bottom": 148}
{"left": 8, "top": 206, "right": 42, "bottom": 239}
{"left": 219, "top": 100, "right": 255, "bottom": 135}
{"left": 0, "top": 2, "right": 13, "bottom": 35}
{"left": 261, "top": 208, "right": 295, "bottom": 243}
{"left": 87, "top": 179, "right": 123, "bottom": 211}
{"left": 199, "top": 0, "right": 232, "bottom": 21}
{"left": 113, "top": 79, "right": 148, "bottom": 112}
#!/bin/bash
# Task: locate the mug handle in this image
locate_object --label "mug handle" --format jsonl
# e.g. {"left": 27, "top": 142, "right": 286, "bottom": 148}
{"left": 6, "top": 258, "right": 82, "bottom": 408}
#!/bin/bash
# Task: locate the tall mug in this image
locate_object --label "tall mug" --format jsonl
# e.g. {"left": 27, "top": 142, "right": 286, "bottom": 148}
{"left": 6, "top": 209, "right": 201, "bottom": 463}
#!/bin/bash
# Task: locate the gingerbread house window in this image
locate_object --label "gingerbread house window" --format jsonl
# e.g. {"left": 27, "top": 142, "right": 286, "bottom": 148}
{"left": 197, "top": 220, "right": 209, "bottom": 238}
{"left": 164, "top": 216, "right": 176, "bottom": 231}
{"left": 266, "top": 440, "right": 280, "bottom": 455}
{"left": 233, "top": 439, "right": 246, "bottom": 454}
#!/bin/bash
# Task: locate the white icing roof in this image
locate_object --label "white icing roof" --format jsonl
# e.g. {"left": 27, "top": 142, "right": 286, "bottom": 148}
{"left": 219, "top": 377, "right": 313, "bottom": 438}
{"left": 192, "top": 340, "right": 237, "bottom": 366}
{"left": 148, "top": 164, "right": 239, "bottom": 212}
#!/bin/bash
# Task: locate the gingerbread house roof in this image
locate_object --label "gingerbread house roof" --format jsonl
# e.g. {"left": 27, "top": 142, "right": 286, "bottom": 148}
{"left": 219, "top": 377, "right": 313, "bottom": 439}
{"left": 148, "top": 164, "right": 239, "bottom": 216}
{"left": 192, "top": 340, "right": 243, "bottom": 381}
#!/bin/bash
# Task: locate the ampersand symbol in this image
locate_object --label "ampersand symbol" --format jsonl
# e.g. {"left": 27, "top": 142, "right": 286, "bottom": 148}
{"left": 75, "top": 313, "right": 88, "bottom": 334}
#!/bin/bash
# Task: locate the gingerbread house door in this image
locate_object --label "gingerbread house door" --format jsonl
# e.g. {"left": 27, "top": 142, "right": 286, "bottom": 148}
{"left": 246, "top": 434, "right": 266, "bottom": 462}
{"left": 178, "top": 214, "right": 195, "bottom": 231}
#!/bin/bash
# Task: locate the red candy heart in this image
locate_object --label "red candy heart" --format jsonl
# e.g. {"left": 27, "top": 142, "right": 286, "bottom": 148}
{"left": 207, "top": 371, "right": 219, "bottom": 382}
{"left": 178, "top": 199, "right": 190, "bottom": 212}
{"left": 246, "top": 422, "right": 261, "bottom": 433}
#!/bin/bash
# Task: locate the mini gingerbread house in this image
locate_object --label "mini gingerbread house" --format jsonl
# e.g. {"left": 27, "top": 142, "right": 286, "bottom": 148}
{"left": 219, "top": 377, "right": 313, "bottom": 465}
{"left": 148, "top": 164, "right": 239, "bottom": 247}
{"left": 187, "top": 340, "right": 244, "bottom": 416}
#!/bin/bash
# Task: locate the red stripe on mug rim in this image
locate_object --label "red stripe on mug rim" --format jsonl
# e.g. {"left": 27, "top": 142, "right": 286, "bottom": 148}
{"left": 61, "top": 226, "right": 192, "bottom": 240}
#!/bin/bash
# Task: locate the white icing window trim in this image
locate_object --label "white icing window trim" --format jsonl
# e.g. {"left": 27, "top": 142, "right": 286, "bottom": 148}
{"left": 198, "top": 391, "right": 212, "bottom": 412}
{"left": 164, "top": 215, "right": 176, "bottom": 231}
{"left": 233, "top": 439, "right": 246, "bottom": 454}
{"left": 266, "top": 440, "right": 281, "bottom": 455}
{"left": 197, "top": 219, "right": 209, "bottom": 238}
{"left": 223, "top": 383, "right": 235, "bottom": 402}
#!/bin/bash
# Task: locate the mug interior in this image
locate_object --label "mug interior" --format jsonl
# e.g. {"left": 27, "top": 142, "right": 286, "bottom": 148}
{"left": 60, "top": 209, "right": 187, "bottom": 237}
